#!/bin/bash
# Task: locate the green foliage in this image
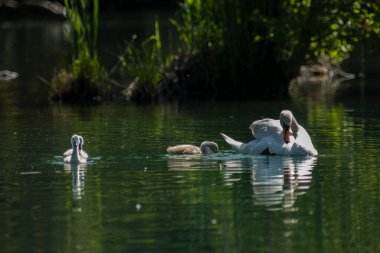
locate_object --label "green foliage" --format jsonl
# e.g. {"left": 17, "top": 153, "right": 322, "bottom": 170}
{"left": 170, "top": 0, "right": 223, "bottom": 53}
{"left": 308, "top": 0, "right": 380, "bottom": 62}
{"left": 119, "top": 18, "right": 165, "bottom": 102}
{"left": 48, "top": 0, "right": 380, "bottom": 102}
{"left": 252, "top": 0, "right": 380, "bottom": 63}
{"left": 72, "top": 46, "right": 102, "bottom": 85}
{"left": 169, "top": 0, "right": 256, "bottom": 95}
{"left": 63, "top": 0, "right": 99, "bottom": 60}
{"left": 51, "top": 0, "right": 107, "bottom": 102}
{"left": 156, "top": 0, "right": 380, "bottom": 99}
{"left": 174, "top": 0, "right": 380, "bottom": 64}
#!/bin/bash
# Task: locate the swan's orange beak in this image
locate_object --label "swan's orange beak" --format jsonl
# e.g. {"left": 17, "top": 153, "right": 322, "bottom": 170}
{"left": 284, "top": 128, "right": 290, "bottom": 144}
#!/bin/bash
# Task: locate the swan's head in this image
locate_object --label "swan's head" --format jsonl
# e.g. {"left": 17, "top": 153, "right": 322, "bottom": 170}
{"left": 200, "top": 141, "right": 219, "bottom": 155}
{"left": 279, "top": 110, "right": 299, "bottom": 143}
{"left": 71, "top": 134, "right": 80, "bottom": 149}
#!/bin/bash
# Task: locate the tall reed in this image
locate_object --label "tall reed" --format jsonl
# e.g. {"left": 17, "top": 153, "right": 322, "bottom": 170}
{"left": 51, "top": 0, "right": 106, "bottom": 102}
{"left": 64, "top": 0, "right": 102, "bottom": 82}
{"left": 119, "top": 17, "right": 164, "bottom": 102}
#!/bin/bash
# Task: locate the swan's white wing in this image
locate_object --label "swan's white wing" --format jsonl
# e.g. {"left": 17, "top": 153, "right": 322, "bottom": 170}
{"left": 64, "top": 155, "right": 71, "bottom": 163}
{"left": 249, "top": 118, "right": 283, "bottom": 143}
{"left": 220, "top": 133, "right": 244, "bottom": 152}
{"left": 239, "top": 139, "right": 263, "bottom": 155}
{"left": 296, "top": 125, "right": 314, "bottom": 147}
{"left": 64, "top": 148, "right": 88, "bottom": 159}
{"left": 221, "top": 133, "right": 275, "bottom": 155}
{"left": 250, "top": 118, "right": 318, "bottom": 156}
{"left": 293, "top": 125, "right": 318, "bottom": 156}
{"left": 64, "top": 154, "right": 87, "bottom": 164}
{"left": 222, "top": 117, "right": 318, "bottom": 156}
{"left": 63, "top": 149, "right": 72, "bottom": 157}
{"left": 167, "top": 144, "right": 202, "bottom": 155}
{"left": 80, "top": 150, "right": 89, "bottom": 159}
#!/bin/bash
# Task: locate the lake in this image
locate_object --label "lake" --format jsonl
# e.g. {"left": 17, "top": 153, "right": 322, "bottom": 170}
{"left": 1, "top": 15, "right": 380, "bottom": 253}
{"left": 0, "top": 99, "right": 379, "bottom": 253}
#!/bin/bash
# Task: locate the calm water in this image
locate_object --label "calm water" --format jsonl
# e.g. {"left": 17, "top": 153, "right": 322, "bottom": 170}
{"left": 1, "top": 16, "right": 380, "bottom": 253}
{"left": 0, "top": 100, "right": 379, "bottom": 253}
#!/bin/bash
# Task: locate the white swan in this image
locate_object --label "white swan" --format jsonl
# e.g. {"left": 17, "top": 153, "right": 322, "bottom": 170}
{"left": 64, "top": 135, "right": 87, "bottom": 164}
{"left": 167, "top": 141, "right": 219, "bottom": 155}
{"left": 64, "top": 135, "right": 88, "bottom": 159}
{"left": 221, "top": 110, "right": 318, "bottom": 156}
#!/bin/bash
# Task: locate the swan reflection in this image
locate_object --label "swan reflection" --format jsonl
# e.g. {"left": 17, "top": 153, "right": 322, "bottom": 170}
{"left": 167, "top": 155, "right": 221, "bottom": 171}
{"left": 64, "top": 163, "right": 87, "bottom": 211}
{"left": 223, "top": 156, "right": 317, "bottom": 211}
{"left": 166, "top": 153, "right": 316, "bottom": 211}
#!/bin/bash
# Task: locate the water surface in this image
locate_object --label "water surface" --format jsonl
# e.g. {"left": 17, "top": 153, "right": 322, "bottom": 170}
{"left": 0, "top": 99, "right": 379, "bottom": 253}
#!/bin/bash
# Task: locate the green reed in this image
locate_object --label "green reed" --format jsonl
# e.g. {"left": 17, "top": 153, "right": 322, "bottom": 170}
{"left": 64, "top": 0, "right": 99, "bottom": 57}
{"left": 50, "top": 0, "right": 107, "bottom": 102}
{"left": 119, "top": 18, "right": 165, "bottom": 102}
{"left": 63, "top": 0, "right": 102, "bottom": 82}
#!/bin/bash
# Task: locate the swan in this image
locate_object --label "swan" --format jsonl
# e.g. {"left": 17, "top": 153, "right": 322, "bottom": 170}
{"left": 221, "top": 110, "right": 318, "bottom": 156}
{"left": 64, "top": 135, "right": 87, "bottom": 164}
{"left": 167, "top": 141, "right": 219, "bottom": 155}
{"left": 64, "top": 135, "right": 88, "bottom": 159}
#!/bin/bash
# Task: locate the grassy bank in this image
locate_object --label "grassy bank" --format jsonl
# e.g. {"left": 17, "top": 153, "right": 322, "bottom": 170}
{"left": 48, "top": 0, "right": 380, "bottom": 103}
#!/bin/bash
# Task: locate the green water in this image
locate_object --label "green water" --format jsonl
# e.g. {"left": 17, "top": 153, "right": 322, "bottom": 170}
{"left": 0, "top": 100, "right": 379, "bottom": 253}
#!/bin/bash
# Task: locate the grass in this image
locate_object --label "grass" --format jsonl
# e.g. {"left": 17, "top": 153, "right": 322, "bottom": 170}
{"left": 118, "top": 17, "right": 167, "bottom": 102}
{"left": 50, "top": 0, "right": 109, "bottom": 102}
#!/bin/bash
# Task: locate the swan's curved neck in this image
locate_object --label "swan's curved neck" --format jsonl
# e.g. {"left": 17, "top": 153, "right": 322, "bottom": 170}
{"left": 291, "top": 116, "right": 299, "bottom": 138}
{"left": 200, "top": 141, "right": 218, "bottom": 155}
{"left": 201, "top": 145, "right": 212, "bottom": 155}
{"left": 71, "top": 144, "right": 80, "bottom": 162}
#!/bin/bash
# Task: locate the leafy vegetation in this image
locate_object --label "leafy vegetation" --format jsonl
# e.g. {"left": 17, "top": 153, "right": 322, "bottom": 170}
{"left": 50, "top": 0, "right": 380, "bottom": 102}
{"left": 160, "top": 0, "right": 380, "bottom": 99}
{"left": 50, "top": 0, "right": 109, "bottom": 102}
{"left": 261, "top": 0, "right": 380, "bottom": 63}
{"left": 118, "top": 18, "right": 165, "bottom": 102}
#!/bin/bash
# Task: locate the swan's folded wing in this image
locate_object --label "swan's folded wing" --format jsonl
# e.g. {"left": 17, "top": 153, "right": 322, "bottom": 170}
{"left": 289, "top": 142, "right": 317, "bottom": 156}
{"left": 64, "top": 149, "right": 88, "bottom": 159}
{"left": 80, "top": 150, "right": 89, "bottom": 159}
{"left": 239, "top": 139, "right": 266, "bottom": 155}
{"left": 221, "top": 133, "right": 278, "bottom": 155}
{"left": 249, "top": 118, "right": 283, "bottom": 142}
{"left": 294, "top": 126, "right": 318, "bottom": 156}
{"left": 167, "top": 145, "right": 201, "bottom": 155}
{"left": 63, "top": 149, "right": 72, "bottom": 157}
{"left": 64, "top": 155, "right": 71, "bottom": 163}
{"left": 220, "top": 133, "right": 244, "bottom": 152}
